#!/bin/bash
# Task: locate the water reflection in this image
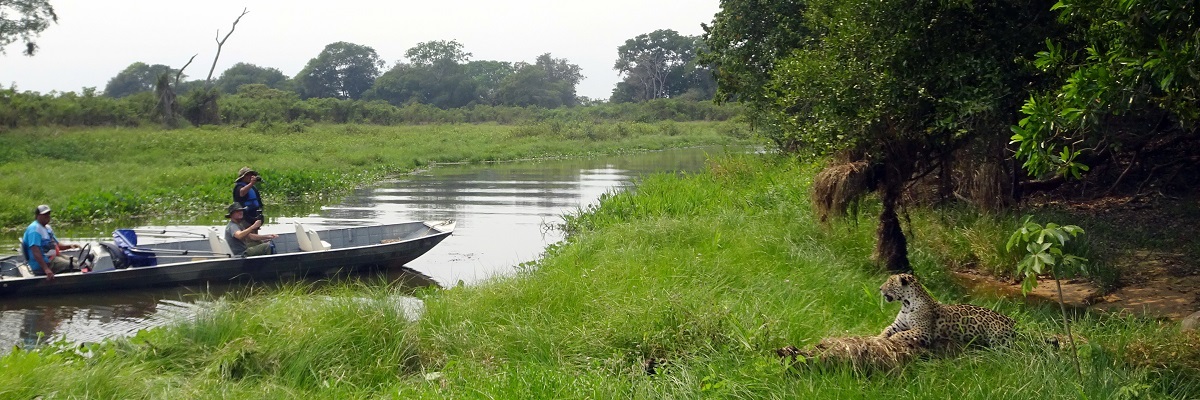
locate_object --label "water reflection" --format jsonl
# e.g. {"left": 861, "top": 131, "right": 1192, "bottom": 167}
{"left": 0, "top": 147, "right": 725, "bottom": 352}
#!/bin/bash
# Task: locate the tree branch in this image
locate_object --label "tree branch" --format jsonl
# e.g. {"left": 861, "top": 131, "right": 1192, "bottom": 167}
{"left": 176, "top": 54, "right": 197, "bottom": 87}
{"left": 205, "top": 8, "right": 249, "bottom": 86}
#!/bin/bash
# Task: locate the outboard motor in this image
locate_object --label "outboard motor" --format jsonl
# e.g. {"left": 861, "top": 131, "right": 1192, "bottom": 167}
{"left": 112, "top": 229, "right": 157, "bottom": 268}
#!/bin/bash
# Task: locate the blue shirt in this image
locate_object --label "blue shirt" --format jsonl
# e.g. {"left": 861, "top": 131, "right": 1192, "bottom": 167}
{"left": 22, "top": 220, "right": 57, "bottom": 272}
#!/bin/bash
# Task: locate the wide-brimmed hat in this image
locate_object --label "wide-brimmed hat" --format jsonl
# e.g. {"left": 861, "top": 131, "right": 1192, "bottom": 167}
{"left": 235, "top": 167, "right": 257, "bottom": 182}
{"left": 35, "top": 204, "right": 51, "bottom": 215}
{"left": 225, "top": 203, "right": 247, "bottom": 218}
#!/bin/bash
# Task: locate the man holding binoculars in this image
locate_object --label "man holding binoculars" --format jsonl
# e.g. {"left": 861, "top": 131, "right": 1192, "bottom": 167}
{"left": 233, "top": 166, "right": 266, "bottom": 228}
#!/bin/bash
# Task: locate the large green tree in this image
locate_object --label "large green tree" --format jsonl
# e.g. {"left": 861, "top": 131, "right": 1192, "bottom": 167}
{"left": 0, "top": 0, "right": 56, "bottom": 55}
{"left": 612, "top": 29, "right": 713, "bottom": 102}
{"left": 103, "top": 62, "right": 181, "bottom": 98}
{"left": 708, "top": 0, "right": 1053, "bottom": 271}
{"left": 295, "top": 41, "right": 384, "bottom": 100}
{"left": 497, "top": 53, "right": 582, "bottom": 108}
{"left": 464, "top": 60, "right": 515, "bottom": 105}
{"left": 214, "top": 62, "right": 290, "bottom": 94}
{"left": 366, "top": 40, "right": 479, "bottom": 108}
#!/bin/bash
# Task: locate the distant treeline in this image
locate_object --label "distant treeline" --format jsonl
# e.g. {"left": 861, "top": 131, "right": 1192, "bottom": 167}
{"left": 0, "top": 85, "right": 742, "bottom": 129}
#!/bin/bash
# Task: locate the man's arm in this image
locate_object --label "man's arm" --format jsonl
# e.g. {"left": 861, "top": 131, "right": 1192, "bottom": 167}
{"left": 233, "top": 219, "right": 262, "bottom": 240}
{"left": 29, "top": 245, "right": 53, "bottom": 280}
{"left": 237, "top": 180, "right": 255, "bottom": 198}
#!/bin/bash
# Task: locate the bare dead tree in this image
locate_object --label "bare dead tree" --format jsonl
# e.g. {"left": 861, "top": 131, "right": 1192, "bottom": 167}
{"left": 186, "top": 8, "right": 248, "bottom": 125}
{"left": 205, "top": 8, "right": 249, "bottom": 87}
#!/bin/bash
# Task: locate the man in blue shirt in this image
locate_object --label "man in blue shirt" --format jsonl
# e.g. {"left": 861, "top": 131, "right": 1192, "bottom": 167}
{"left": 233, "top": 167, "right": 265, "bottom": 226}
{"left": 22, "top": 205, "right": 81, "bottom": 280}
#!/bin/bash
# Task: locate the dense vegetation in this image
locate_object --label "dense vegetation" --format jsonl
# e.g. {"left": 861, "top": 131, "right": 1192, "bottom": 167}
{"left": 0, "top": 87, "right": 740, "bottom": 129}
{"left": 3, "top": 155, "right": 1196, "bottom": 398}
{"left": 701, "top": 0, "right": 1198, "bottom": 277}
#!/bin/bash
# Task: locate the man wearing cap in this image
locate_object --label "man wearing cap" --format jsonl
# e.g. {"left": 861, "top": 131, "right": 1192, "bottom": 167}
{"left": 233, "top": 166, "right": 265, "bottom": 227}
{"left": 22, "top": 205, "right": 82, "bottom": 280}
{"left": 224, "top": 203, "right": 278, "bottom": 257}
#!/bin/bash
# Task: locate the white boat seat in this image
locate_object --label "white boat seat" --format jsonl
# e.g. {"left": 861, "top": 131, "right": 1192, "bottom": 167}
{"left": 295, "top": 223, "right": 314, "bottom": 251}
{"left": 208, "top": 227, "right": 233, "bottom": 257}
{"left": 306, "top": 229, "right": 332, "bottom": 251}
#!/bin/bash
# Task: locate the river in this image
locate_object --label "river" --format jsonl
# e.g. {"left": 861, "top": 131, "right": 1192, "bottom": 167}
{"left": 0, "top": 147, "right": 727, "bottom": 351}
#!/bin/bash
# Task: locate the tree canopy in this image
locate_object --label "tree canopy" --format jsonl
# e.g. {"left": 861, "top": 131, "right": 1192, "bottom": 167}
{"left": 0, "top": 0, "right": 56, "bottom": 56}
{"left": 612, "top": 29, "right": 714, "bottom": 103}
{"left": 295, "top": 41, "right": 384, "bottom": 100}
{"left": 215, "top": 62, "right": 291, "bottom": 94}
{"left": 103, "top": 62, "right": 182, "bottom": 98}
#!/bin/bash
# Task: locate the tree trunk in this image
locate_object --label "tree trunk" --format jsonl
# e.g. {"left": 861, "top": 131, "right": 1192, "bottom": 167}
{"left": 874, "top": 171, "right": 912, "bottom": 273}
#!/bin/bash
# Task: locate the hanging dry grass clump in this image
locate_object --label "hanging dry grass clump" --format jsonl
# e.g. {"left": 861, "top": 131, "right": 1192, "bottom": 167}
{"left": 963, "top": 161, "right": 1009, "bottom": 212}
{"left": 812, "top": 161, "right": 874, "bottom": 223}
{"left": 776, "top": 335, "right": 925, "bottom": 374}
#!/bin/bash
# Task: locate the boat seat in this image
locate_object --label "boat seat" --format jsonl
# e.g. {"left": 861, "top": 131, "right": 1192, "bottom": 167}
{"left": 294, "top": 223, "right": 331, "bottom": 251}
{"left": 208, "top": 227, "right": 233, "bottom": 257}
{"left": 295, "top": 223, "right": 314, "bottom": 251}
{"left": 306, "top": 229, "right": 332, "bottom": 251}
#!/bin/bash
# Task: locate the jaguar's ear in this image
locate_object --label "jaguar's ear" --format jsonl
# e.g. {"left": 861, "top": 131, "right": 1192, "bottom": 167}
{"left": 899, "top": 274, "right": 912, "bottom": 286}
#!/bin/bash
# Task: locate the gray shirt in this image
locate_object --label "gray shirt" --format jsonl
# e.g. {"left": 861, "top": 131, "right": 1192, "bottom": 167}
{"left": 225, "top": 221, "right": 248, "bottom": 256}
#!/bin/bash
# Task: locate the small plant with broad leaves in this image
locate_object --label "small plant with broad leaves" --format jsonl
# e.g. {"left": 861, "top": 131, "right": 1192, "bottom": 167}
{"left": 1007, "top": 216, "right": 1087, "bottom": 294}
{"left": 1007, "top": 215, "right": 1087, "bottom": 379}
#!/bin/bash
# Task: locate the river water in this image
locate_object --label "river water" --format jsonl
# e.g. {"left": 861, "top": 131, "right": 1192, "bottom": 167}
{"left": 0, "top": 147, "right": 725, "bottom": 351}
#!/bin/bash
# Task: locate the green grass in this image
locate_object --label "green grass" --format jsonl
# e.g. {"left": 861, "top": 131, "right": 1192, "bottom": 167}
{"left": 2, "top": 154, "right": 1197, "bottom": 398}
{"left": 0, "top": 120, "right": 749, "bottom": 234}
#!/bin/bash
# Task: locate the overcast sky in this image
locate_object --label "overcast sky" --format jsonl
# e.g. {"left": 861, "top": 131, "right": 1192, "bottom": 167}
{"left": 1, "top": 0, "right": 720, "bottom": 100}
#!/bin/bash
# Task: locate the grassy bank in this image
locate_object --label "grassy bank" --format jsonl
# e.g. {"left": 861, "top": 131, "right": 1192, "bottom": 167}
{"left": 3, "top": 154, "right": 1197, "bottom": 398}
{"left": 0, "top": 120, "right": 749, "bottom": 232}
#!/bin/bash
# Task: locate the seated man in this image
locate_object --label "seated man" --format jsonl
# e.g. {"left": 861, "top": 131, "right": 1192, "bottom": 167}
{"left": 224, "top": 203, "right": 278, "bottom": 257}
{"left": 22, "top": 204, "right": 82, "bottom": 280}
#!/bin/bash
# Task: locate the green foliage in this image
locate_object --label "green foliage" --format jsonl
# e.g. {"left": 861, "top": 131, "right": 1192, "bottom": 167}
{"left": 103, "top": 62, "right": 182, "bottom": 98}
{"left": 612, "top": 29, "right": 714, "bottom": 102}
{"left": 1010, "top": 0, "right": 1200, "bottom": 179}
{"left": 0, "top": 0, "right": 56, "bottom": 55}
{"left": 214, "top": 62, "right": 291, "bottom": 94}
{"left": 295, "top": 41, "right": 384, "bottom": 100}
{"left": 1007, "top": 216, "right": 1087, "bottom": 294}
{"left": 765, "top": 0, "right": 1051, "bottom": 157}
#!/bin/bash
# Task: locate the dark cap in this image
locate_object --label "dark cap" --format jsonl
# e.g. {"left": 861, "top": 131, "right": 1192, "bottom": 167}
{"left": 35, "top": 204, "right": 51, "bottom": 215}
{"left": 225, "top": 203, "right": 247, "bottom": 218}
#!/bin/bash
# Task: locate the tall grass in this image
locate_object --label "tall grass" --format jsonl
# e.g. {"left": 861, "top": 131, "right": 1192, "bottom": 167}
{"left": 0, "top": 120, "right": 748, "bottom": 233}
{"left": 2, "top": 154, "right": 1196, "bottom": 398}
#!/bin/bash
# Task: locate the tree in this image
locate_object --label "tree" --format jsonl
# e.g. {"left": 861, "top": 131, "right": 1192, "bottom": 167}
{"left": 366, "top": 40, "right": 479, "bottom": 108}
{"left": 296, "top": 41, "right": 384, "bottom": 100}
{"left": 0, "top": 0, "right": 56, "bottom": 56}
{"left": 464, "top": 60, "right": 515, "bottom": 105}
{"left": 496, "top": 54, "right": 583, "bottom": 108}
{"left": 699, "top": 0, "right": 811, "bottom": 146}
{"left": 104, "top": 62, "right": 180, "bottom": 98}
{"left": 404, "top": 39, "right": 470, "bottom": 68}
{"left": 709, "top": 0, "right": 1054, "bottom": 271}
{"left": 612, "top": 29, "right": 705, "bottom": 102}
{"left": 1010, "top": 0, "right": 1200, "bottom": 194}
{"left": 215, "top": 62, "right": 290, "bottom": 94}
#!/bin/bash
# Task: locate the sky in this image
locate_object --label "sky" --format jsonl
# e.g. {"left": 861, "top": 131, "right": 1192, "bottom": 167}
{"left": 1, "top": 0, "right": 721, "bottom": 100}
